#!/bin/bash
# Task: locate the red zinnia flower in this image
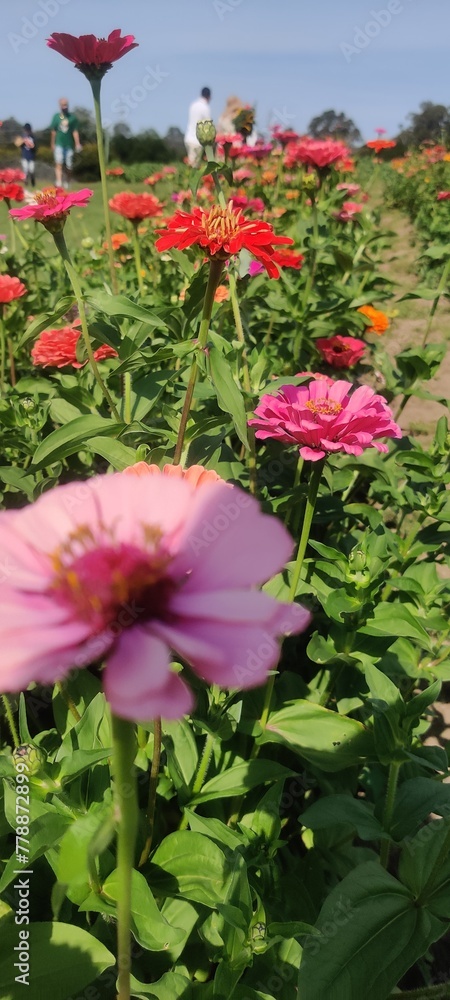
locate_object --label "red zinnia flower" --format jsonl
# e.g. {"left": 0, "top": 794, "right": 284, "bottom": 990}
{"left": 316, "top": 335, "right": 366, "bottom": 368}
{"left": 106, "top": 167, "right": 125, "bottom": 177}
{"left": 437, "top": 191, "right": 450, "bottom": 201}
{"left": 0, "top": 183, "right": 24, "bottom": 204}
{"left": 0, "top": 169, "right": 25, "bottom": 183}
{"left": 10, "top": 187, "right": 93, "bottom": 232}
{"left": 0, "top": 275, "right": 27, "bottom": 303}
{"left": 366, "top": 140, "right": 396, "bottom": 154}
{"left": 155, "top": 202, "right": 294, "bottom": 278}
{"left": 31, "top": 327, "right": 118, "bottom": 368}
{"left": 47, "top": 30, "right": 138, "bottom": 79}
{"left": 249, "top": 379, "right": 401, "bottom": 462}
{"left": 109, "top": 192, "right": 163, "bottom": 222}
{"left": 271, "top": 248, "right": 304, "bottom": 270}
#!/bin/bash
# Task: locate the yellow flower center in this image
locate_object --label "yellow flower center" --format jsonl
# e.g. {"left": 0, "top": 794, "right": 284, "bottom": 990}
{"left": 305, "top": 398, "right": 342, "bottom": 416}
{"left": 35, "top": 187, "right": 58, "bottom": 205}
{"left": 203, "top": 203, "right": 242, "bottom": 242}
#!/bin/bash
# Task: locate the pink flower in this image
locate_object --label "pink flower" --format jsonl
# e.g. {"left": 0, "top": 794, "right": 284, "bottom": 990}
{"left": 248, "top": 261, "right": 265, "bottom": 277}
{"left": 47, "top": 30, "right": 138, "bottom": 77}
{"left": 0, "top": 473, "right": 310, "bottom": 720}
{"left": 334, "top": 201, "right": 363, "bottom": 222}
{"left": 437, "top": 191, "right": 450, "bottom": 201}
{"left": 0, "top": 169, "right": 25, "bottom": 183}
{"left": 122, "top": 462, "right": 225, "bottom": 489}
{"left": 285, "top": 138, "right": 349, "bottom": 170}
{"left": 316, "top": 335, "right": 366, "bottom": 369}
{"left": 0, "top": 275, "right": 27, "bottom": 303}
{"left": 10, "top": 187, "right": 93, "bottom": 231}
{"left": 249, "top": 378, "right": 401, "bottom": 462}
{"left": 336, "top": 182, "right": 360, "bottom": 194}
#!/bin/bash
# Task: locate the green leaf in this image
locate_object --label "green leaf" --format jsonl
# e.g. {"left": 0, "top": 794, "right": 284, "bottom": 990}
{"left": 359, "top": 603, "right": 432, "bottom": 651}
{"left": 84, "top": 868, "right": 186, "bottom": 951}
{"left": 300, "top": 795, "right": 383, "bottom": 841}
{"left": 207, "top": 332, "right": 249, "bottom": 447}
{"left": 87, "top": 292, "right": 167, "bottom": 329}
{"left": 297, "top": 861, "right": 446, "bottom": 1000}
{"left": 391, "top": 778, "right": 450, "bottom": 841}
{"left": 32, "top": 415, "right": 125, "bottom": 468}
{"left": 190, "top": 760, "right": 296, "bottom": 804}
{"left": 0, "top": 922, "right": 114, "bottom": 1000}
{"left": 399, "top": 816, "right": 450, "bottom": 909}
{"left": 17, "top": 296, "right": 75, "bottom": 348}
{"left": 258, "top": 701, "right": 374, "bottom": 771}
{"left": 85, "top": 436, "right": 137, "bottom": 470}
{"left": 130, "top": 972, "right": 193, "bottom": 999}
{"left": 149, "top": 831, "right": 229, "bottom": 906}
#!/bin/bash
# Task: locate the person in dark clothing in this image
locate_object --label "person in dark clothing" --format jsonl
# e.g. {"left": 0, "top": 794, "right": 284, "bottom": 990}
{"left": 18, "top": 124, "right": 36, "bottom": 187}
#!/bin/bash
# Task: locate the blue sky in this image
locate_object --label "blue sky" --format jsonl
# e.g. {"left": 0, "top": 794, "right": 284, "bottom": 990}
{"left": 1, "top": 0, "right": 449, "bottom": 141}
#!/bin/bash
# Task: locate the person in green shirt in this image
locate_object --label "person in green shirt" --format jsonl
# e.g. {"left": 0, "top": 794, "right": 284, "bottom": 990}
{"left": 50, "top": 98, "right": 82, "bottom": 188}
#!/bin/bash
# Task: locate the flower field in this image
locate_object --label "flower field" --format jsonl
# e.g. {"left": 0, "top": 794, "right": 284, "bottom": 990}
{"left": 1, "top": 29, "right": 450, "bottom": 1000}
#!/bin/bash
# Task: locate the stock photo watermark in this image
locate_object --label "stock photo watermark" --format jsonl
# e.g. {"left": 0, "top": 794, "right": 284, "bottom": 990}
{"left": 340, "top": 0, "right": 415, "bottom": 62}
{"left": 8, "top": 0, "right": 71, "bottom": 54}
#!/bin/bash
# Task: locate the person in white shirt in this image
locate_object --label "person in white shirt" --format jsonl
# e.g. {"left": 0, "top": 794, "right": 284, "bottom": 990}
{"left": 184, "top": 87, "right": 211, "bottom": 167}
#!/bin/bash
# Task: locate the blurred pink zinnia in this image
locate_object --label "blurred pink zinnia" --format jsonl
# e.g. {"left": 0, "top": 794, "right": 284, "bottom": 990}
{"left": 0, "top": 473, "right": 310, "bottom": 720}
{"left": 47, "top": 30, "right": 138, "bottom": 76}
{"left": 10, "top": 187, "right": 93, "bottom": 229}
{"left": 249, "top": 378, "right": 401, "bottom": 462}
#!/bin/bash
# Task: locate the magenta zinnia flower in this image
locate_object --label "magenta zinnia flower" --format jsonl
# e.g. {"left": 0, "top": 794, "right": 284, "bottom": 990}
{"left": 10, "top": 187, "right": 93, "bottom": 232}
{"left": 316, "top": 335, "right": 366, "bottom": 369}
{"left": 47, "top": 30, "right": 138, "bottom": 79}
{"left": 0, "top": 473, "right": 310, "bottom": 720}
{"left": 249, "top": 379, "right": 401, "bottom": 462}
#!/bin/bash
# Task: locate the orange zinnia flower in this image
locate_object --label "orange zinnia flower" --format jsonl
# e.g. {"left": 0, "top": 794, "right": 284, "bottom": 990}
{"left": 366, "top": 140, "right": 396, "bottom": 154}
{"left": 357, "top": 305, "right": 390, "bottom": 335}
{"left": 103, "top": 232, "right": 130, "bottom": 251}
{"left": 155, "top": 202, "right": 293, "bottom": 278}
{"left": 214, "top": 284, "right": 229, "bottom": 302}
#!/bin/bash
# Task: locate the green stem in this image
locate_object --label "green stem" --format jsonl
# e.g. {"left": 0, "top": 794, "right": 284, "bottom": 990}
{"left": 130, "top": 221, "right": 144, "bottom": 296}
{"left": 228, "top": 271, "right": 257, "bottom": 494}
{"left": 284, "top": 455, "right": 304, "bottom": 529}
{"left": 56, "top": 681, "right": 81, "bottom": 723}
{"left": 257, "top": 458, "right": 324, "bottom": 735}
{"left": 52, "top": 229, "right": 121, "bottom": 422}
{"left": 293, "top": 200, "right": 319, "bottom": 359}
{"left": 422, "top": 256, "right": 450, "bottom": 347}
{"left": 90, "top": 79, "right": 118, "bottom": 294}
{"left": 173, "top": 258, "right": 223, "bottom": 464}
{"left": 179, "top": 731, "right": 216, "bottom": 830}
{"left": 2, "top": 695, "right": 19, "bottom": 748}
{"left": 111, "top": 715, "right": 138, "bottom": 1000}
{"left": 380, "top": 761, "right": 401, "bottom": 868}
{"left": 138, "top": 717, "right": 162, "bottom": 867}
{"left": 205, "top": 147, "right": 227, "bottom": 209}
{"left": 124, "top": 371, "right": 132, "bottom": 424}
{"left": 8, "top": 210, "right": 16, "bottom": 255}
{"left": 288, "top": 458, "right": 325, "bottom": 602}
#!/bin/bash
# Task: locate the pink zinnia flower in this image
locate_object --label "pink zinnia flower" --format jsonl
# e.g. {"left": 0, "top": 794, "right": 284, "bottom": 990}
{"left": 249, "top": 379, "right": 401, "bottom": 462}
{"left": 47, "top": 30, "right": 138, "bottom": 79}
{"left": 10, "top": 187, "right": 93, "bottom": 231}
{"left": 0, "top": 474, "right": 310, "bottom": 720}
{"left": 437, "top": 191, "right": 450, "bottom": 201}
{"left": 336, "top": 182, "right": 360, "bottom": 194}
{"left": 334, "top": 201, "right": 363, "bottom": 222}
{"left": 31, "top": 326, "right": 118, "bottom": 368}
{"left": 122, "top": 462, "right": 225, "bottom": 488}
{"left": 285, "top": 138, "right": 349, "bottom": 170}
{"left": 0, "top": 169, "right": 25, "bottom": 183}
{"left": 316, "top": 335, "right": 366, "bottom": 369}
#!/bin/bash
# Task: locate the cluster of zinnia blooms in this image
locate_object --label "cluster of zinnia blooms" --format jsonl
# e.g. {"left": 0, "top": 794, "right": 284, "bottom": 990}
{"left": 357, "top": 304, "right": 390, "bottom": 335}
{"left": 0, "top": 467, "right": 310, "bottom": 720}
{"left": 249, "top": 377, "right": 401, "bottom": 462}
{"left": 155, "top": 202, "right": 294, "bottom": 279}
{"left": 109, "top": 191, "right": 163, "bottom": 222}
{"left": 10, "top": 187, "right": 93, "bottom": 231}
{"left": 31, "top": 325, "right": 118, "bottom": 369}
{"left": 0, "top": 274, "right": 27, "bottom": 303}
{"left": 315, "top": 335, "right": 366, "bottom": 369}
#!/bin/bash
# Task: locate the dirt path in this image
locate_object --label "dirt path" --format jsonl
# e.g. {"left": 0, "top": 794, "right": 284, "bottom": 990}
{"left": 377, "top": 207, "right": 450, "bottom": 435}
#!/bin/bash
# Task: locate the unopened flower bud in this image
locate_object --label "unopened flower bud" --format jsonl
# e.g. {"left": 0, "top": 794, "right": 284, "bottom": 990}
{"left": 12, "top": 744, "right": 45, "bottom": 775}
{"left": 81, "top": 237, "right": 94, "bottom": 249}
{"left": 302, "top": 173, "right": 317, "bottom": 192}
{"left": 196, "top": 120, "right": 216, "bottom": 147}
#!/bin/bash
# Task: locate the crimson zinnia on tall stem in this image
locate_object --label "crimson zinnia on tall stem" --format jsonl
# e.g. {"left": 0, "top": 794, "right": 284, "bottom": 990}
{"left": 47, "top": 30, "right": 138, "bottom": 294}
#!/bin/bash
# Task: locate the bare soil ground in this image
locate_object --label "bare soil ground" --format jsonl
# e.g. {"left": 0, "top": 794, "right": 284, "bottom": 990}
{"left": 378, "top": 207, "right": 450, "bottom": 435}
